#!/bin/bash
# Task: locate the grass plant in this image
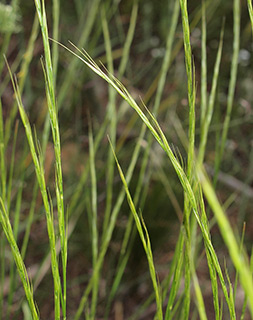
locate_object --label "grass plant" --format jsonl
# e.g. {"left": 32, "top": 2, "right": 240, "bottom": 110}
{"left": 0, "top": 0, "right": 253, "bottom": 319}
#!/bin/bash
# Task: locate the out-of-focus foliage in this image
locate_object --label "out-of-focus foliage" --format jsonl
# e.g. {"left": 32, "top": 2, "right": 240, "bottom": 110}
{"left": 0, "top": 3, "right": 21, "bottom": 33}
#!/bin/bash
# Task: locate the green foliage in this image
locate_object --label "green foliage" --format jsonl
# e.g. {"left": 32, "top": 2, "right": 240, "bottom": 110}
{"left": 0, "top": 0, "right": 253, "bottom": 319}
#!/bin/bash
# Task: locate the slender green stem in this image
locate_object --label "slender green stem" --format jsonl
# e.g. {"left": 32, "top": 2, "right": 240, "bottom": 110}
{"left": 200, "top": 0, "right": 207, "bottom": 128}
{"left": 57, "top": 0, "right": 101, "bottom": 109}
{"left": 7, "top": 148, "right": 26, "bottom": 318}
{"left": 198, "top": 20, "right": 224, "bottom": 165}
{"left": 101, "top": 5, "right": 117, "bottom": 241}
{"left": 52, "top": 0, "right": 60, "bottom": 84}
{"left": 109, "top": 139, "right": 163, "bottom": 319}
{"left": 247, "top": 0, "right": 253, "bottom": 36}
{"left": 88, "top": 120, "right": 99, "bottom": 319}
{"left": 214, "top": 0, "right": 240, "bottom": 186}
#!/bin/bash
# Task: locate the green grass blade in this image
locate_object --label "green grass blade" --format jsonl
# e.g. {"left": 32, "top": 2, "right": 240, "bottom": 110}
{"left": 74, "top": 123, "right": 146, "bottom": 320}
{"left": 199, "top": 166, "right": 253, "bottom": 317}
{"left": 234, "top": 223, "right": 246, "bottom": 301}
{"left": 21, "top": 181, "right": 39, "bottom": 259}
{"left": 0, "top": 98, "right": 6, "bottom": 201}
{"left": 179, "top": 1, "right": 196, "bottom": 315}
{"left": 7, "top": 121, "right": 19, "bottom": 211}
{"left": 247, "top": 0, "right": 253, "bottom": 36}
{"left": 0, "top": 199, "right": 39, "bottom": 319}
{"left": 7, "top": 149, "right": 26, "bottom": 318}
{"left": 198, "top": 20, "right": 224, "bottom": 165}
{"left": 192, "top": 268, "right": 208, "bottom": 320}
{"left": 57, "top": 0, "right": 101, "bottom": 110}
{"left": 88, "top": 120, "right": 99, "bottom": 319}
{"left": 165, "top": 232, "right": 184, "bottom": 320}
{"left": 4, "top": 14, "right": 39, "bottom": 148}
{"left": 52, "top": 0, "right": 60, "bottom": 83}
{"left": 240, "top": 247, "right": 253, "bottom": 320}
{"left": 0, "top": 97, "right": 6, "bottom": 317}
{"left": 101, "top": 5, "right": 117, "bottom": 241}
{"left": 118, "top": 0, "right": 138, "bottom": 78}
{"left": 179, "top": 0, "right": 195, "bottom": 181}
{"left": 153, "top": 0, "right": 179, "bottom": 116}
{"left": 6, "top": 59, "right": 62, "bottom": 319}
{"left": 59, "top": 34, "right": 242, "bottom": 319}
{"left": 109, "top": 139, "right": 163, "bottom": 319}
{"left": 214, "top": 0, "right": 240, "bottom": 185}
{"left": 200, "top": 0, "right": 207, "bottom": 128}
{"left": 105, "top": 5, "right": 180, "bottom": 313}
{"left": 198, "top": 185, "right": 220, "bottom": 319}
{"left": 104, "top": 230, "right": 134, "bottom": 319}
